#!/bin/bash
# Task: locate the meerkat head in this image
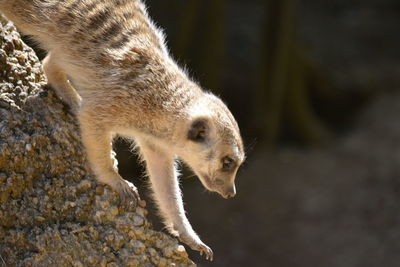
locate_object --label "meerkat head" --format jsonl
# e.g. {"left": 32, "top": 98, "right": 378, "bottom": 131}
{"left": 176, "top": 93, "right": 245, "bottom": 199}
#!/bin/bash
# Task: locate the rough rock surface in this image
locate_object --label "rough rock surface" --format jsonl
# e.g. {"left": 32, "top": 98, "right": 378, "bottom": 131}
{"left": 0, "top": 18, "right": 195, "bottom": 267}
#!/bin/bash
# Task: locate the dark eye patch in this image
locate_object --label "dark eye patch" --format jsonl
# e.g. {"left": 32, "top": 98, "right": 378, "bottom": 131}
{"left": 221, "top": 156, "right": 236, "bottom": 172}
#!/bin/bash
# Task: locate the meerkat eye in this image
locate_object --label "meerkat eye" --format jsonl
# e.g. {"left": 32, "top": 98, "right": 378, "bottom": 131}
{"left": 221, "top": 156, "right": 235, "bottom": 172}
{"left": 188, "top": 119, "right": 208, "bottom": 142}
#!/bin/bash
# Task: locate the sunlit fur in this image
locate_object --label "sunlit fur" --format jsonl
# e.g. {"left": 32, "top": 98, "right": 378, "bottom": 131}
{"left": 176, "top": 93, "right": 244, "bottom": 198}
{"left": 0, "top": 0, "right": 244, "bottom": 261}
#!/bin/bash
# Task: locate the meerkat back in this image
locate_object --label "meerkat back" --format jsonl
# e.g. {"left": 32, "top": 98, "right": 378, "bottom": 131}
{"left": 0, "top": 0, "right": 166, "bottom": 90}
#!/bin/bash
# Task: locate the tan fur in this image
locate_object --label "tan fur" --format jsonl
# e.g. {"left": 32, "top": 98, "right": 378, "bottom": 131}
{"left": 0, "top": 0, "right": 245, "bottom": 260}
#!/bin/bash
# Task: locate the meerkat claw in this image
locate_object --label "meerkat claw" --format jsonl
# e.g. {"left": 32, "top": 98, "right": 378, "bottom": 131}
{"left": 200, "top": 244, "right": 213, "bottom": 261}
{"left": 115, "top": 179, "right": 139, "bottom": 208}
{"left": 179, "top": 235, "right": 213, "bottom": 261}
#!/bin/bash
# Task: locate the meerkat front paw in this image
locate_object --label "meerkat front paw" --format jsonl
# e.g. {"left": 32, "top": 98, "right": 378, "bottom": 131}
{"left": 110, "top": 177, "right": 140, "bottom": 207}
{"left": 194, "top": 241, "right": 213, "bottom": 261}
{"left": 179, "top": 233, "right": 214, "bottom": 261}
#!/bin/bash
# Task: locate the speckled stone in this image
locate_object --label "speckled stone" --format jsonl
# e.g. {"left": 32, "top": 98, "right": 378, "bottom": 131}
{"left": 0, "top": 17, "right": 195, "bottom": 267}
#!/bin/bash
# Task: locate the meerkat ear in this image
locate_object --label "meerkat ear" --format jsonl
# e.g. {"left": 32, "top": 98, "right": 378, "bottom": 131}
{"left": 188, "top": 119, "right": 209, "bottom": 142}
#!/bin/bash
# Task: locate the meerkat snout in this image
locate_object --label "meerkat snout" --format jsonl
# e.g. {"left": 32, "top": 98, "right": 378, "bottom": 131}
{"left": 220, "top": 183, "right": 236, "bottom": 199}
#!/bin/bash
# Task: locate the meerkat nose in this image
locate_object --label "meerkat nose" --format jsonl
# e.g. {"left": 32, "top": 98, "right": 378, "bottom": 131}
{"left": 224, "top": 192, "right": 236, "bottom": 199}
{"left": 223, "top": 185, "right": 236, "bottom": 199}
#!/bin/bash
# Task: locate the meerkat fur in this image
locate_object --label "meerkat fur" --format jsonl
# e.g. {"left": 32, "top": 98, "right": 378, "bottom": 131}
{"left": 0, "top": 0, "right": 245, "bottom": 260}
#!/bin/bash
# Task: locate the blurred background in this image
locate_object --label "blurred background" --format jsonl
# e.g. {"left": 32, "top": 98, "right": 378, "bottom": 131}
{"left": 116, "top": 0, "right": 400, "bottom": 266}
{"left": 34, "top": 0, "right": 400, "bottom": 266}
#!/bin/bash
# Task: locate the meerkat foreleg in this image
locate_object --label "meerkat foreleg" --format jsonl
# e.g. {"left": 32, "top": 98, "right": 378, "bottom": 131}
{"left": 78, "top": 111, "right": 138, "bottom": 205}
{"left": 139, "top": 141, "right": 213, "bottom": 260}
{"left": 42, "top": 53, "right": 81, "bottom": 112}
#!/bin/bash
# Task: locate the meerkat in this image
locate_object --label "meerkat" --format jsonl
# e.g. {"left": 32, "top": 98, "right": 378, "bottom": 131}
{"left": 0, "top": 0, "right": 245, "bottom": 260}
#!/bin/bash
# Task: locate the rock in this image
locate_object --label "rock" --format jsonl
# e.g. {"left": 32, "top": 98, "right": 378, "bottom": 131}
{"left": 0, "top": 17, "right": 195, "bottom": 267}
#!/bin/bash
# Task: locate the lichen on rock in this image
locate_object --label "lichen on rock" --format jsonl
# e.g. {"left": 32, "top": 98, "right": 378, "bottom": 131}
{"left": 0, "top": 18, "right": 195, "bottom": 267}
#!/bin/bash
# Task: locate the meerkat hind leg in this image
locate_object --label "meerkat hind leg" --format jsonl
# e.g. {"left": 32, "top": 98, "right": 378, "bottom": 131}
{"left": 42, "top": 53, "right": 81, "bottom": 112}
{"left": 79, "top": 117, "right": 139, "bottom": 206}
